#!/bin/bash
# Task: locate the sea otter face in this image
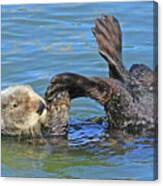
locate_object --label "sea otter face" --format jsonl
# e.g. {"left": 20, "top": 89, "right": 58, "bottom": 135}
{"left": 1, "top": 85, "right": 47, "bottom": 137}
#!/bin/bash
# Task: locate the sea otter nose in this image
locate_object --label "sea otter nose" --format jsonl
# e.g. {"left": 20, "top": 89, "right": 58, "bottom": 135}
{"left": 36, "top": 101, "right": 46, "bottom": 115}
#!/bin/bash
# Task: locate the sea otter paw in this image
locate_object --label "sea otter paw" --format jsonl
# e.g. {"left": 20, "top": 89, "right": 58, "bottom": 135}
{"left": 45, "top": 73, "right": 77, "bottom": 103}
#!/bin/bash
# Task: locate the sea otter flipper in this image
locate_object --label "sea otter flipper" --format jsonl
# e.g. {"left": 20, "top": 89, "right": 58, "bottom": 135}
{"left": 45, "top": 73, "right": 112, "bottom": 106}
{"left": 92, "top": 15, "right": 129, "bottom": 83}
{"left": 45, "top": 73, "right": 138, "bottom": 130}
{"left": 92, "top": 16, "right": 122, "bottom": 61}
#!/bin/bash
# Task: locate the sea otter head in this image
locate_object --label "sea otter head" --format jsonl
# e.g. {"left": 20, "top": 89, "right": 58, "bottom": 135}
{"left": 1, "top": 85, "right": 47, "bottom": 137}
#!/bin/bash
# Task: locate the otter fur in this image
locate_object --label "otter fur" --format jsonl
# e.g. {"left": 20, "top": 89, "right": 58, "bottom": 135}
{"left": 45, "top": 15, "right": 157, "bottom": 135}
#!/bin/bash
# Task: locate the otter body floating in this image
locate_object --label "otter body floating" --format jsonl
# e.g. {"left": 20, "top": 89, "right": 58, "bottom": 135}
{"left": 45, "top": 15, "right": 157, "bottom": 135}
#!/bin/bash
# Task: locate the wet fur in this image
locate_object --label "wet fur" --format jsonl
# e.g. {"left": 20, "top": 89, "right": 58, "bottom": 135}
{"left": 45, "top": 15, "right": 157, "bottom": 135}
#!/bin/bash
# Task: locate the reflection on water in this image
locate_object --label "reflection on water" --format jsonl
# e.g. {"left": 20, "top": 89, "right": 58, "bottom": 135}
{"left": 1, "top": 119, "right": 157, "bottom": 180}
{"left": 2, "top": 133, "right": 156, "bottom": 180}
{"left": 1, "top": 2, "right": 157, "bottom": 180}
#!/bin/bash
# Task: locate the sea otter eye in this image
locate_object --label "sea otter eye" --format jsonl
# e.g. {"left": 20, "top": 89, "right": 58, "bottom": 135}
{"left": 12, "top": 103, "right": 18, "bottom": 108}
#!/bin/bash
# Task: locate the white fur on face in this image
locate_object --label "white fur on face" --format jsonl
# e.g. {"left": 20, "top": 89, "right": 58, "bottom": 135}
{"left": 1, "top": 85, "right": 47, "bottom": 137}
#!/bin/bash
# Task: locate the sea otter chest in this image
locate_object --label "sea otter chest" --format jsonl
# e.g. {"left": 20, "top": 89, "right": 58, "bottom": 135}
{"left": 131, "top": 84, "right": 155, "bottom": 129}
{"left": 104, "top": 82, "right": 155, "bottom": 132}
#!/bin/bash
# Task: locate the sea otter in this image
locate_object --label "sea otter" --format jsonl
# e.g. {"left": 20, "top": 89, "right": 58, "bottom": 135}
{"left": 45, "top": 15, "right": 157, "bottom": 135}
{"left": 1, "top": 85, "right": 47, "bottom": 137}
{"left": 1, "top": 85, "right": 70, "bottom": 140}
{"left": 1, "top": 15, "right": 157, "bottom": 141}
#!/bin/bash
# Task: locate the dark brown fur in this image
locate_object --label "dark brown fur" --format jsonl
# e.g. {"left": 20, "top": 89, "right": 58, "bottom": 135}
{"left": 45, "top": 15, "right": 157, "bottom": 135}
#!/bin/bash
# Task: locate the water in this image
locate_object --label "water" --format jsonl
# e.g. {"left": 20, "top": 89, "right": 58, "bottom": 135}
{"left": 1, "top": 2, "right": 157, "bottom": 180}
